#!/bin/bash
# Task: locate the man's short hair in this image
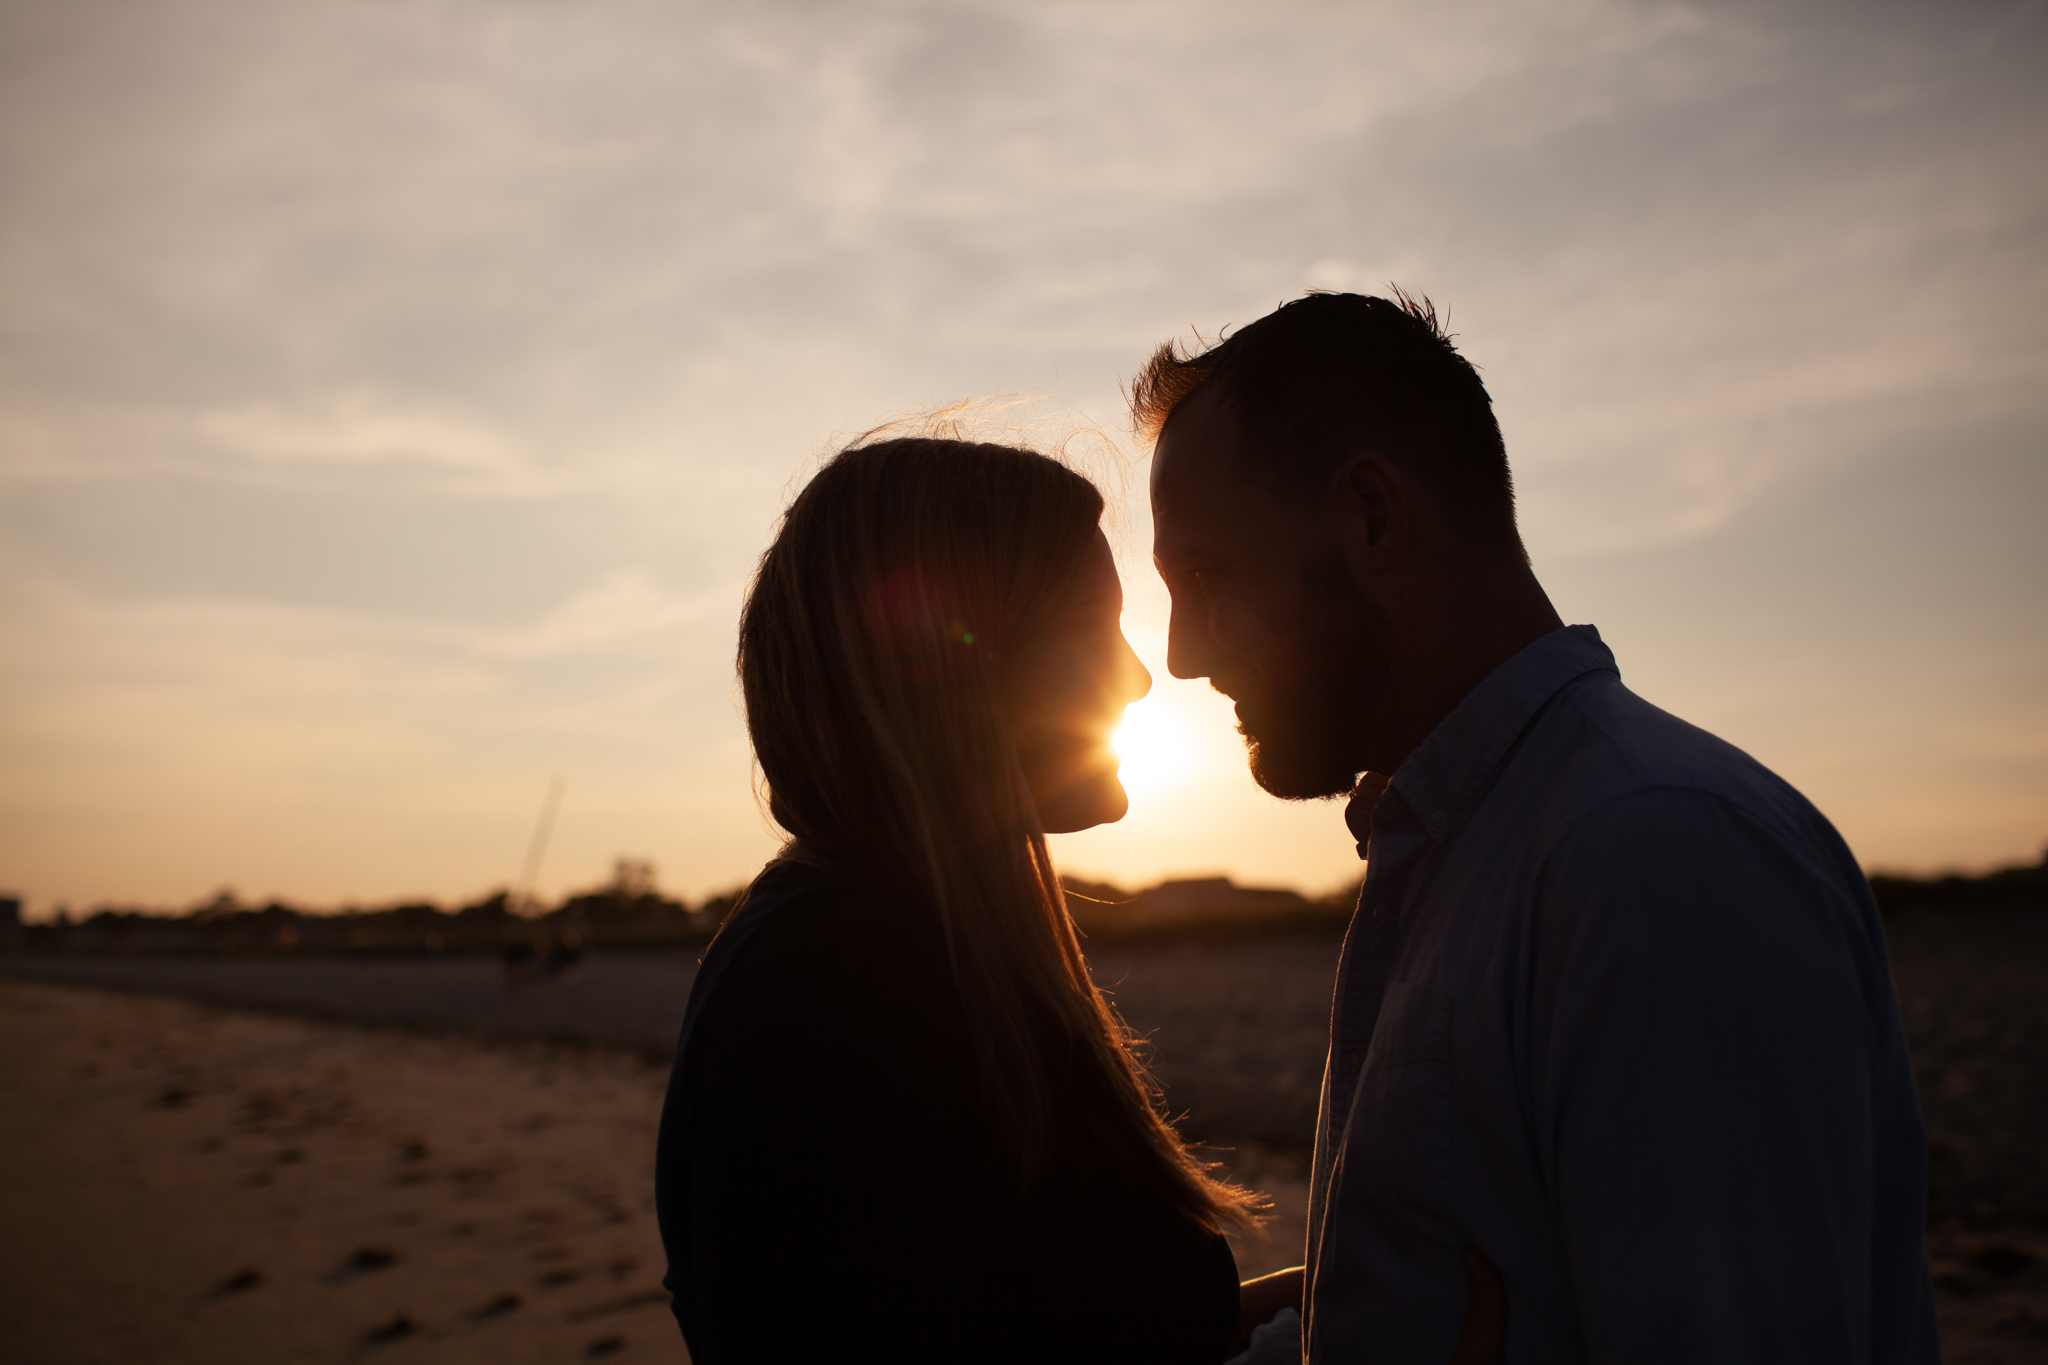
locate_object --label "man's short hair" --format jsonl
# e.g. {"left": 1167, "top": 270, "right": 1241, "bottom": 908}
{"left": 1131, "top": 290, "right": 1523, "bottom": 558}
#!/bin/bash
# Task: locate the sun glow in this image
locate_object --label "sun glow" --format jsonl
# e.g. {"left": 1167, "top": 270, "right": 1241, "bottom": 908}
{"left": 1109, "top": 700, "right": 1191, "bottom": 794}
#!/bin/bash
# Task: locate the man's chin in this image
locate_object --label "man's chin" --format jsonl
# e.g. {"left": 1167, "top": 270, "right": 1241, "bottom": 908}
{"left": 1245, "top": 737, "right": 1358, "bottom": 802}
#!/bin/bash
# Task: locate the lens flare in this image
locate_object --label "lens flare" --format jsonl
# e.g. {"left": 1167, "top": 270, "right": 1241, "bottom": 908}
{"left": 1109, "top": 700, "right": 1188, "bottom": 794}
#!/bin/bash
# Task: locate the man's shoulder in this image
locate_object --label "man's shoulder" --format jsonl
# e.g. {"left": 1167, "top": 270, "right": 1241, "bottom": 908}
{"left": 1514, "top": 674, "right": 1868, "bottom": 902}
{"left": 1542, "top": 673, "right": 1814, "bottom": 832}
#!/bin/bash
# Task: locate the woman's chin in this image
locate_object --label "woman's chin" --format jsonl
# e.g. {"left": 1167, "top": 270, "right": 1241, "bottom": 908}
{"left": 1040, "top": 777, "right": 1129, "bottom": 835}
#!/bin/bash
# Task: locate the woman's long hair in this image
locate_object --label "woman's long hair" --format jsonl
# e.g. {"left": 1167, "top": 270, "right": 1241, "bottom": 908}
{"left": 738, "top": 436, "right": 1257, "bottom": 1231}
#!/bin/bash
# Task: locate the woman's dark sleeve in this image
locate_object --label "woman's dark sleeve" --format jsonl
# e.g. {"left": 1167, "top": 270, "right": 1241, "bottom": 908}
{"left": 670, "top": 903, "right": 1013, "bottom": 1363}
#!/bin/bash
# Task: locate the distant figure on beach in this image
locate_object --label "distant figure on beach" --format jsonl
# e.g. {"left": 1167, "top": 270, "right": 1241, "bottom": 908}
{"left": 501, "top": 938, "right": 535, "bottom": 992}
{"left": 653, "top": 436, "right": 1506, "bottom": 1363}
{"left": 501, "top": 930, "right": 582, "bottom": 993}
{"left": 1135, "top": 291, "right": 1939, "bottom": 1361}
{"left": 542, "top": 929, "right": 582, "bottom": 979}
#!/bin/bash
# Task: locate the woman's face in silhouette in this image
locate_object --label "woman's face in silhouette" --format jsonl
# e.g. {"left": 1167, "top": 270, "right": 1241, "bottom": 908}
{"left": 1005, "top": 529, "right": 1153, "bottom": 834}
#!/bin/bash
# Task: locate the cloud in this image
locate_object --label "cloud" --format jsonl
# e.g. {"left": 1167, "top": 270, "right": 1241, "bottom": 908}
{"left": 196, "top": 393, "right": 536, "bottom": 483}
{"left": 1, "top": 0, "right": 2041, "bottom": 902}
{"left": 477, "top": 567, "right": 725, "bottom": 659}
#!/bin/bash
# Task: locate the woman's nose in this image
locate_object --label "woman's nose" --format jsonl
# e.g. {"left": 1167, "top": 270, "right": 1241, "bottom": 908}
{"left": 1121, "top": 638, "right": 1153, "bottom": 704}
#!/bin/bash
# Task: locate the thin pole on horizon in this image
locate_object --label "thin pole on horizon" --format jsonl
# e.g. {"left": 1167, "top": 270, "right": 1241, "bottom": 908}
{"left": 515, "top": 777, "right": 567, "bottom": 917}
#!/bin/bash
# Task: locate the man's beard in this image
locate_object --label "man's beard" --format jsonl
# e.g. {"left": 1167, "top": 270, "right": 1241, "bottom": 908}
{"left": 1240, "top": 682, "right": 1370, "bottom": 801}
{"left": 1235, "top": 555, "right": 1386, "bottom": 802}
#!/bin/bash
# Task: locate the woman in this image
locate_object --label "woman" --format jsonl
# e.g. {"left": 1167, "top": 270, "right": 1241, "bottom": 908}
{"left": 654, "top": 435, "right": 1260, "bottom": 1362}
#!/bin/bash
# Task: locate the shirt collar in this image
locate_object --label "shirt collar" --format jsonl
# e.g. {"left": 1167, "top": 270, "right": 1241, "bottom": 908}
{"left": 1345, "top": 624, "right": 1618, "bottom": 853}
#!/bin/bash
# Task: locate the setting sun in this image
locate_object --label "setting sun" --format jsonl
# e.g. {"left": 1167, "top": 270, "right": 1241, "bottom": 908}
{"left": 1109, "top": 700, "right": 1190, "bottom": 794}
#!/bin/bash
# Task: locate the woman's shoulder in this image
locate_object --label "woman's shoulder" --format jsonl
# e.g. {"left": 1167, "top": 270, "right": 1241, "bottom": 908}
{"left": 694, "top": 860, "right": 954, "bottom": 1036}
{"left": 728, "top": 859, "right": 941, "bottom": 960}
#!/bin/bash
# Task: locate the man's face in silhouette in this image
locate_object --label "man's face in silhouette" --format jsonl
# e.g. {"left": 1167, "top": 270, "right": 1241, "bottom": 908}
{"left": 1149, "top": 388, "right": 1384, "bottom": 800}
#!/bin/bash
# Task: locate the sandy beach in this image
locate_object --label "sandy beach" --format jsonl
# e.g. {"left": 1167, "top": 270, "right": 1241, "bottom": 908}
{"left": 1, "top": 979, "right": 690, "bottom": 1365}
{"left": 3, "top": 904, "right": 2042, "bottom": 1363}
{"left": 0, "top": 965, "right": 1308, "bottom": 1365}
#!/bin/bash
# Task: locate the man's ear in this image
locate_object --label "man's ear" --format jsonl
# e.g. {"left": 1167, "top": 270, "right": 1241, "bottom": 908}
{"left": 1332, "top": 452, "right": 1410, "bottom": 579}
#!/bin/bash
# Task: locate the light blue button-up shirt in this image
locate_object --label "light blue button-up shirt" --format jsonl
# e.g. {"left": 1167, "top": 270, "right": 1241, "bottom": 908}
{"left": 1304, "top": 625, "right": 1938, "bottom": 1363}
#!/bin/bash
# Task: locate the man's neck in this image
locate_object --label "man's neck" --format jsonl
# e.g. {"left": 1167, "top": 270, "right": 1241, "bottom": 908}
{"left": 1364, "top": 564, "right": 1563, "bottom": 777}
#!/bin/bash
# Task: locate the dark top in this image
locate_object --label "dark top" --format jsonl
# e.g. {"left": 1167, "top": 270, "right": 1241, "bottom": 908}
{"left": 655, "top": 860, "right": 1240, "bottom": 1363}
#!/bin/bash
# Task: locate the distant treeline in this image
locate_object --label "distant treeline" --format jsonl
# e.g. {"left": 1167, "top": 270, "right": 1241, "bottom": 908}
{"left": 8, "top": 858, "right": 739, "bottom": 957}
{"left": 1866, "top": 846, "right": 2048, "bottom": 914}
{"left": 5, "top": 859, "right": 1360, "bottom": 958}
{"left": 5, "top": 847, "right": 2039, "bottom": 957}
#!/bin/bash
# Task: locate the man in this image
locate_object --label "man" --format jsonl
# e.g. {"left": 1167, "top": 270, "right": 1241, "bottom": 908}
{"left": 1137, "top": 292, "right": 1938, "bottom": 1362}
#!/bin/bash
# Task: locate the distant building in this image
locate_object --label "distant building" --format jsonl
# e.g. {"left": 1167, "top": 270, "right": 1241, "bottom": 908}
{"left": 1066, "top": 876, "right": 1312, "bottom": 934}
{"left": 0, "top": 894, "right": 21, "bottom": 948}
{"left": 1137, "top": 877, "right": 1308, "bottom": 924}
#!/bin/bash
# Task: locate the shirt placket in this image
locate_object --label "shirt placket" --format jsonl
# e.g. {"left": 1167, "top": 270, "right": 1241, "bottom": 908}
{"left": 1329, "top": 803, "right": 1429, "bottom": 1120}
{"left": 1306, "top": 796, "right": 1432, "bottom": 1363}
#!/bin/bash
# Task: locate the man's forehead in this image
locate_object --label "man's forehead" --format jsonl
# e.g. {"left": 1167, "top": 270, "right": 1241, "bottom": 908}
{"left": 1150, "top": 390, "right": 1258, "bottom": 544}
{"left": 1150, "top": 387, "right": 1235, "bottom": 479}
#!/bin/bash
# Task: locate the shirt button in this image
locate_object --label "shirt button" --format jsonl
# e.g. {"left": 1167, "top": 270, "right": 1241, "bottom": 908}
{"left": 1430, "top": 809, "right": 1448, "bottom": 828}
{"left": 1340, "top": 1049, "right": 1363, "bottom": 1075}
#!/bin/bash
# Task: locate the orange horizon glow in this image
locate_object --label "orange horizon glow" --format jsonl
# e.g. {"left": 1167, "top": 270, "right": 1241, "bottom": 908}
{"left": 0, "top": 4, "right": 2041, "bottom": 919}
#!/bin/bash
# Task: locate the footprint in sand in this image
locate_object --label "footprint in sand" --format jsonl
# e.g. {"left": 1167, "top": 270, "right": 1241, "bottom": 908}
{"left": 471, "top": 1292, "right": 522, "bottom": 1320}
{"left": 212, "top": 1267, "right": 265, "bottom": 1296}
{"left": 332, "top": 1246, "right": 399, "bottom": 1281}
{"left": 358, "top": 1313, "right": 418, "bottom": 1348}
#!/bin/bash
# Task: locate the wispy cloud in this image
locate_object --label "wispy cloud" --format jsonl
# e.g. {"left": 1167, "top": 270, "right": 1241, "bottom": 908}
{"left": 476, "top": 567, "right": 726, "bottom": 659}
{"left": 1, "top": 0, "right": 2041, "bottom": 905}
{"left": 196, "top": 393, "right": 538, "bottom": 483}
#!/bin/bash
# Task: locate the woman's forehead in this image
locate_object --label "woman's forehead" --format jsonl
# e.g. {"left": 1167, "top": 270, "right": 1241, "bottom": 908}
{"left": 1064, "top": 528, "right": 1122, "bottom": 609}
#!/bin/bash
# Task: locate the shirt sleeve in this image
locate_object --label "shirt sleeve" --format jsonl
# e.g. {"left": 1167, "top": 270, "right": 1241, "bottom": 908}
{"left": 1528, "top": 787, "right": 1915, "bottom": 1363}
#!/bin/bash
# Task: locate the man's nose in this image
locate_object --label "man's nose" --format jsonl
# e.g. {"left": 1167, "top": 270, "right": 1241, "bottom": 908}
{"left": 1164, "top": 598, "right": 1208, "bottom": 681}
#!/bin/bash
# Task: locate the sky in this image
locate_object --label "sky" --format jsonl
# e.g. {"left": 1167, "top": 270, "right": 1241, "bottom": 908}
{"left": 1, "top": 0, "right": 2043, "bottom": 918}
